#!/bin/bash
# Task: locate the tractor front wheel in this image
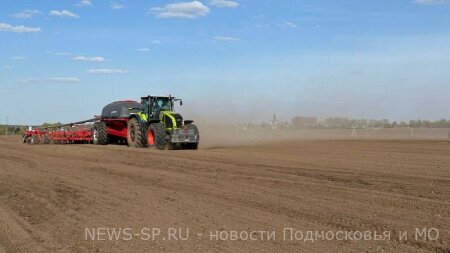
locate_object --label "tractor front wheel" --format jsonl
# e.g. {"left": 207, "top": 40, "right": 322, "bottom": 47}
{"left": 147, "top": 122, "right": 167, "bottom": 150}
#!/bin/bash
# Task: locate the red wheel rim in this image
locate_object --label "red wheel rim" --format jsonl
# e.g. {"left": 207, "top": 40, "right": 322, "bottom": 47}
{"left": 148, "top": 131, "right": 154, "bottom": 145}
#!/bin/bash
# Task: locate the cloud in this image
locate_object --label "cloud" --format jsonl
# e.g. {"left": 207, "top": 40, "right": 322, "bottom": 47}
{"left": 255, "top": 24, "right": 270, "bottom": 29}
{"left": 56, "top": 52, "right": 72, "bottom": 56}
{"left": 413, "top": 0, "right": 446, "bottom": 4}
{"left": 73, "top": 56, "right": 105, "bottom": 62}
{"left": 19, "top": 77, "right": 81, "bottom": 84}
{"left": 209, "top": 0, "right": 239, "bottom": 8}
{"left": 150, "top": 1, "right": 210, "bottom": 18}
{"left": 152, "top": 40, "right": 162, "bottom": 44}
{"left": 0, "top": 86, "right": 9, "bottom": 93}
{"left": 88, "top": 68, "right": 128, "bottom": 74}
{"left": 49, "top": 10, "right": 79, "bottom": 18}
{"left": 0, "top": 22, "right": 41, "bottom": 33}
{"left": 135, "top": 48, "right": 150, "bottom": 52}
{"left": 75, "top": 0, "right": 92, "bottom": 7}
{"left": 213, "top": 35, "right": 241, "bottom": 42}
{"left": 281, "top": 22, "right": 298, "bottom": 28}
{"left": 111, "top": 1, "right": 125, "bottom": 10}
{"left": 11, "top": 9, "right": 42, "bottom": 19}
{"left": 11, "top": 56, "right": 26, "bottom": 60}
{"left": 45, "top": 77, "right": 81, "bottom": 83}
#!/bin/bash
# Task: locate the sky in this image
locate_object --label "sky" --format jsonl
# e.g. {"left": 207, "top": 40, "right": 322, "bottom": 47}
{"left": 0, "top": 0, "right": 449, "bottom": 125}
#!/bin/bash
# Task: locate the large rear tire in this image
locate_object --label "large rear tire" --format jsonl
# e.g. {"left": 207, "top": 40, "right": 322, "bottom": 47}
{"left": 147, "top": 122, "right": 167, "bottom": 150}
{"left": 127, "top": 117, "right": 144, "bottom": 148}
{"left": 92, "top": 121, "right": 108, "bottom": 145}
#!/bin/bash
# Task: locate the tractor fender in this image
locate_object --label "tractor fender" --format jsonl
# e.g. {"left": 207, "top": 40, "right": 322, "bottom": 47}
{"left": 128, "top": 114, "right": 147, "bottom": 140}
{"left": 128, "top": 113, "right": 143, "bottom": 122}
{"left": 184, "top": 120, "right": 194, "bottom": 125}
{"left": 128, "top": 113, "right": 160, "bottom": 124}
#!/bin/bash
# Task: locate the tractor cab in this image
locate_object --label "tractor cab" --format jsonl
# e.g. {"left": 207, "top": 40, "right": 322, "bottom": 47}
{"left": 141, "top": 95, "right": 183, "bottom": 121}
{"left": 141, "top": 95, "right": 182, "bottom": 120}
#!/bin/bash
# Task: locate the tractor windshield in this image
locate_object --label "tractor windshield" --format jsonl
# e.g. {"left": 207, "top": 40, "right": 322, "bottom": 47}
{"left": 152, "top": 97, "right": 172, "bottom": 116}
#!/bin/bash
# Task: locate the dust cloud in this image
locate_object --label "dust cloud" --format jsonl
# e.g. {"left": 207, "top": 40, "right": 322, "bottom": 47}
{"left": 197, "top": 125, "right": 450, "bottom": 149}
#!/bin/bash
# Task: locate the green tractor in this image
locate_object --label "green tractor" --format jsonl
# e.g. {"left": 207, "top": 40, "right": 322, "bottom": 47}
{"left": 126, "top": 95, "right": 200, "bottom": 150}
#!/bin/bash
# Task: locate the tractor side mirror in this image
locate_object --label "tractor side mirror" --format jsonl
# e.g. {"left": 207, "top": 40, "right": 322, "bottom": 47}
{"left": 180, "top": 100, "right": 183, "bottom": 106}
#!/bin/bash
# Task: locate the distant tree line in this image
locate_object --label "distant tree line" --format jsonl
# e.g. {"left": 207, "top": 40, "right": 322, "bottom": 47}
{"left": 0, "top": 122, "right": 63, "bottom": 135}
{"left": 0, "top": 125, "right": 24, "bottom": 135}
{"left": 290, "top": 117, "right": 450, "bottom": 129}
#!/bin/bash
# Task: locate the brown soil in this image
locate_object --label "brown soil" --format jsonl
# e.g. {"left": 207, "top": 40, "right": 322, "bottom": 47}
{"left": 0, "top": 135, "right": 449, "bottom": 252}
